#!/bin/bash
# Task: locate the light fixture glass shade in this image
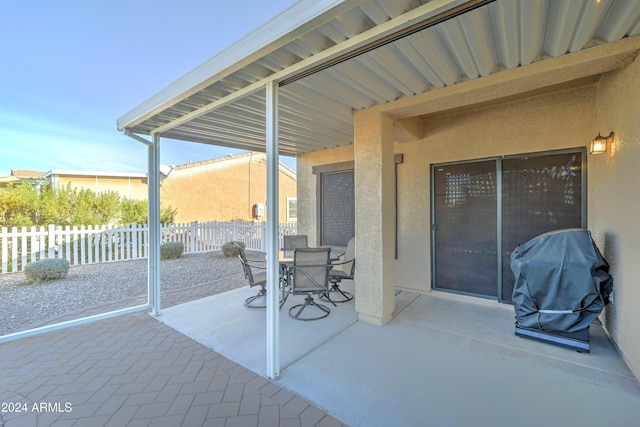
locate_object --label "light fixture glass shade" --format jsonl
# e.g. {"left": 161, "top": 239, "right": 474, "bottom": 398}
{"left": 590, "top": 132, "right": 612, "bottom": 154}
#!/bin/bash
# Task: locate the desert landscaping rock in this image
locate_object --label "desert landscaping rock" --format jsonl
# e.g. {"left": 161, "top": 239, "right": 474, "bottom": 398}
{"left": 0, "top": 251, "right": 249, "bottom": 335}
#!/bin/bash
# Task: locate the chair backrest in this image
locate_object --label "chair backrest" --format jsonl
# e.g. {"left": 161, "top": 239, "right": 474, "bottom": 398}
{"left": 292, "top": 247, "right": 331, "bottom": 294}
{"left": 234, "top": 243, "right": 255, "bottom": 284}
{"left": 283, "top": 234, "right": 308, "bottom": 251}
{"left": 338, "top": 237, "right": 356, "bottom": 278}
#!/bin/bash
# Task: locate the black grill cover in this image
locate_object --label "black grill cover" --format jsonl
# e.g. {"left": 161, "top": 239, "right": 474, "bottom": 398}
{"left": 510, "top": 229, "right": 613, "bottom": 333}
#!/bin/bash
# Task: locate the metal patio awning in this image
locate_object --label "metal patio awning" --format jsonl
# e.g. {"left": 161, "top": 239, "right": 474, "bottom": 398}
{"left": 117, "top": 0, "right": 640, "bottom": 380}
{"left": 118, "top": 0, "right": 640, "bottom": 156}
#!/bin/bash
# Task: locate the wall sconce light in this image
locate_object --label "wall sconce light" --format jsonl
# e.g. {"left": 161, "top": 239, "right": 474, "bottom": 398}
{"left": 590, "top": 132, "right": 613, "bottom": 154}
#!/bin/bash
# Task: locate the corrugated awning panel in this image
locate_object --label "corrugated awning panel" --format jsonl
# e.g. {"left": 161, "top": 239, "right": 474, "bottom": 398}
{"left": 121, "top": 0, "right": 640, "bottom": 156}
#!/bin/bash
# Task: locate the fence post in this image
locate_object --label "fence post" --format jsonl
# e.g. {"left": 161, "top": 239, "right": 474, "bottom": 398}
{"left": 1, "top": 227, "right": 8, "bottom": 273}
{"left": 48, "top": 224, "right": 56, "bottom": 259}
{"left": 63, "top": 225, "right": 70, "bottom": 264}
{"left": 71, "top": 225, "right": 78, "bottom": 265}
{"left": 130, "top": 223, "right": 137, "bottom": 260}
{"left": 81, "top": 225, "right": 88, "bottom": 264}
{"left": 190, "top": 221, "right": 196, "bottom": 254}
{"left": 10, "top": 226, "right": 18, "bottom": 273}
{"left": 234, "top": 221, "right": 239, "bottom": 243}
{"left": 31, "top": 226, "right": 43, "bottom": 261}
{"left": 21, "top": 226, "right": 28, "bottom": 271}
{"left": 87, "top": 225, "right": 94, "bottom": 264}
{"left": 126, "top": 223, "right": 132, "bottom": 260}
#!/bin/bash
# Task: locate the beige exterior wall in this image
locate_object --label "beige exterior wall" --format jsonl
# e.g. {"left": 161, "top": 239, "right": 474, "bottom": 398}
{"left": 353, "top": 110, "right": 396, "bottom": 325}
{"left": 591, "top": 56, "right": 640, "bottom": 379}
{"left": 297, "top": 60, "right": 640, "bottom": 379}
{"left": 300, "top": 86, "right": 596, "bottom": 310}
{"left": 297, "top": 145, "right": 353, "bottom": 245}
{"left": 56, "top": 175, "right": 148, "bottom": 200}
{"left": 394, "top": 85, "right": 596, "bottom": 292}
{"left": 161, "top": 154, "right": 297, "bottom": 223}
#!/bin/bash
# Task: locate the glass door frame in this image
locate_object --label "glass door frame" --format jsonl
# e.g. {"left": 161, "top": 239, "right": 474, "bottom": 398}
{"left": 430, "top": 147, "right": 587, "bottom": 303}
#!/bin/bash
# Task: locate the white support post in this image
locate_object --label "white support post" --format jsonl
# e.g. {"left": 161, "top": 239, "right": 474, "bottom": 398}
{"left": 265, "top": 81, "right": 280, "bottom": 379}
{"left": 149, "top": 134, "right": 162, "bottom": 316}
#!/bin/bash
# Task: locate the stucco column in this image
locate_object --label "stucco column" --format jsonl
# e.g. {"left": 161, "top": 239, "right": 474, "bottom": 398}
{"left": 354, "top": 109, "right": 395, "bottom": 325}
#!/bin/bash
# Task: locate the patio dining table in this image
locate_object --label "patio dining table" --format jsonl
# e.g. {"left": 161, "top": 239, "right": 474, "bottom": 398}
{"left": 277, "top": 249, "right": 340, "bottom": 308}
{"left": 278, "top": 249, "right": 340, "bottom": 264}
{"left": 277, "top": 249, "right": 339, "bottom": 282}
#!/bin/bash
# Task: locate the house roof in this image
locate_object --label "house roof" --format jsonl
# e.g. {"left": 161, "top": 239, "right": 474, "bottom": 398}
{"left": 118, "top": 0, "right": 640, "bottom": 156}
{"left": 10, "top": 170, "right": 45, "bottom": 178}
{"left": 41, "top": 170, "right": 148, "bottom": 179}
{"left": 171, "top": 152, "right": 297, "bottom": 180}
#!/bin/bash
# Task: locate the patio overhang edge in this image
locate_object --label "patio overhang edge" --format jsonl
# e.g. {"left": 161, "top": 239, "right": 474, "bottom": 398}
{"left": 116, "top": 0, "right": 364, "bottom": 132}
{"left": 116, "top": 0, "right": 472, "bottom": 139}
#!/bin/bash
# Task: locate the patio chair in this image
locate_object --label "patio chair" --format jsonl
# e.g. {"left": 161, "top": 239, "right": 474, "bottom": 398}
{"left": 234, "top": 243, "right": 268, "bottom": 308}
{"left": 325, "top": 237, "right": 355, "bottom": 303}
{"left": 283, "top": 234, "right": 308, "bottom": 251}
{"left": 287, "top": 247, "right": 335, "bottom": 320}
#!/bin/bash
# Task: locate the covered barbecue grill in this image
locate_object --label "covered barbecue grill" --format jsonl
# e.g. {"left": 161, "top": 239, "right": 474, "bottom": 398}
{"left": 510, "top": 228, "right": 613, "bottom": 352}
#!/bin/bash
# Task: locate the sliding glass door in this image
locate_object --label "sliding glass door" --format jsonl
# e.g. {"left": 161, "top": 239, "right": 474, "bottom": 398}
{"left": 433, "top": 160, "right": 498, "bottom": 297}
{"left": 432, "top": 150, "right": 585, "bottom": 302}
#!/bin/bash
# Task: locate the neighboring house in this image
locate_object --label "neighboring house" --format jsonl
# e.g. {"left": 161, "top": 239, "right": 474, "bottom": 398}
{"left": 113, "top": 0, "right": 640, "bottom": 382}
{"left": 160, "top": 152, "right": 297, "bottom": 223}
{"left": 10, "top": 170, "right": 45, "bottom": 180}
{"left": 0, "top": 170, "right": 45, "bottom": 187}
{"left": 42, "top": 169, "right": 148, "bottom": 200}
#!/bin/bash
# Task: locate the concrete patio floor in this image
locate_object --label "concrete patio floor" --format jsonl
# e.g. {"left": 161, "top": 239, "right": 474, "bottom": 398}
{"left": 1, "top": 275, "right": 639, "bottom": 427}
{"left": 159, "top": 282, "right": 640, "bottom": 427}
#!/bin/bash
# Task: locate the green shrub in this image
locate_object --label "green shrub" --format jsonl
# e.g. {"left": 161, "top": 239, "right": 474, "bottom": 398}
{"left": 160, "top": 242, "right": 184, "bottom": 260}
{"left": 222, "top": 241, "right": 244, "bottom": 258}
{"left": 24, "top": 258, "right": 70, "bottom": 284}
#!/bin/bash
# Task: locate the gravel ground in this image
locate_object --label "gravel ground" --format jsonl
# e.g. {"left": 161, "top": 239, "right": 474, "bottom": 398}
{"left": 0, "top": 251, "right": 250, "bottom": 336}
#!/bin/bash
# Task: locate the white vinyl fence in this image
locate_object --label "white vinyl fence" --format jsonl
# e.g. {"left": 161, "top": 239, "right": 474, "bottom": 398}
{"left": 0, "top": 221, "right": 297, "bottom": 274}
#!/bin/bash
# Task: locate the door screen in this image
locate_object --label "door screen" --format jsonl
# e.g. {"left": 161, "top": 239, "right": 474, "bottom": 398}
{"left": 320, "top": 171, "right": 355, "bottom": 247}
{"left": 433, "top": 161, "right": 498, "bottom": 297}
{"left": 432, "top": 150, "right": 584, "bottom": 301}
{"left": 501, "top": 152, "right": 583, "bottom": 301}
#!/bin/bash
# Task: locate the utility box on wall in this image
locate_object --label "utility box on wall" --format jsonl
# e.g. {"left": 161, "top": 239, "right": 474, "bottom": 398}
{"left": 253, "top": 203, "right": 264, "bottom": 218}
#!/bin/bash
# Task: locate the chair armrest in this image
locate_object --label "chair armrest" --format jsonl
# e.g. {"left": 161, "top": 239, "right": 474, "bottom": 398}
{"left": 240, "top": 257, "right": 267, "bottom": 270}
{"left": 330, "top": 258, "right": 354, "bottom": 267}
{"left": 288, "top": 263, "right": 334, "bottom": 270}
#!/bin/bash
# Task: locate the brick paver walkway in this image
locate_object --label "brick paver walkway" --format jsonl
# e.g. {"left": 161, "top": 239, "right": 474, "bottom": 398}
{"left": 0, "top": 275, "right": 347, "bottom": 426}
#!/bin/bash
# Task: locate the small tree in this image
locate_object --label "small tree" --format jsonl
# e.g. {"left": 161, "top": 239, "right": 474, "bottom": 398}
{"left": 0, "top": 185, "right": 32, "bottom": 227}
{"left": 120, "top": 198, "right": 148, "bottom": 224}
{"left": 120, "top": 198, "right": 178, "bottom": 225}
{"left": 0, "top": 182, "right": 177, "bottom": 227}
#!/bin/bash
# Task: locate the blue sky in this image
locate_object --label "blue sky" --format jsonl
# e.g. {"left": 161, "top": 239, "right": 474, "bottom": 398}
{"left": 0, "top": 0, "right": 298, "bottom": 176}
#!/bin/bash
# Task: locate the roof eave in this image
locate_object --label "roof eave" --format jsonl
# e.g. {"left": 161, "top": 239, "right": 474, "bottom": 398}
{"left": 117, "top": 0, "right": 359, "bottom": 132}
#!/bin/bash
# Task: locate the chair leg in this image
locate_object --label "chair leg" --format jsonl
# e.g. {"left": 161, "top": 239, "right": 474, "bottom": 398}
{"left": 289, "top": 294, "right": 330, "bottom": 320}
{"left": 321, "top": 281, "right": 353, "bottom": 303}
{"left": 244, "top": 287, "right": 267, "bottom": 308}
{"left": 245, "top": 283, "right": 292, "bottom": 309}
{"left": 279, "top": 284, "right": 291, "bottom": 310}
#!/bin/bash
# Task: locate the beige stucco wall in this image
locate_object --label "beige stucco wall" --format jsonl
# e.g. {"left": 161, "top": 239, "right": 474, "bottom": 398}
{"left": 394, "top": 85, "right": 596, "bottom": 292}
{"left": 57, "top": 175, "right": 148, "bottom": 200}
{"left": 354, "top": 110, "right": 397, "bottom": 325}
{"left": 591, "top": 55, "right": 640, "bottom": 379}
{"left": 297, "top": 145, "right": 354, "bottom": 245}
{"left": 161, "top": 155, "right": 297, "bottom": 223}
{"left": 297, "top": 58, "right": 640, "bottom": 380}
{"left": 299, "top": 85, "right": 596, "bottom": 291}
